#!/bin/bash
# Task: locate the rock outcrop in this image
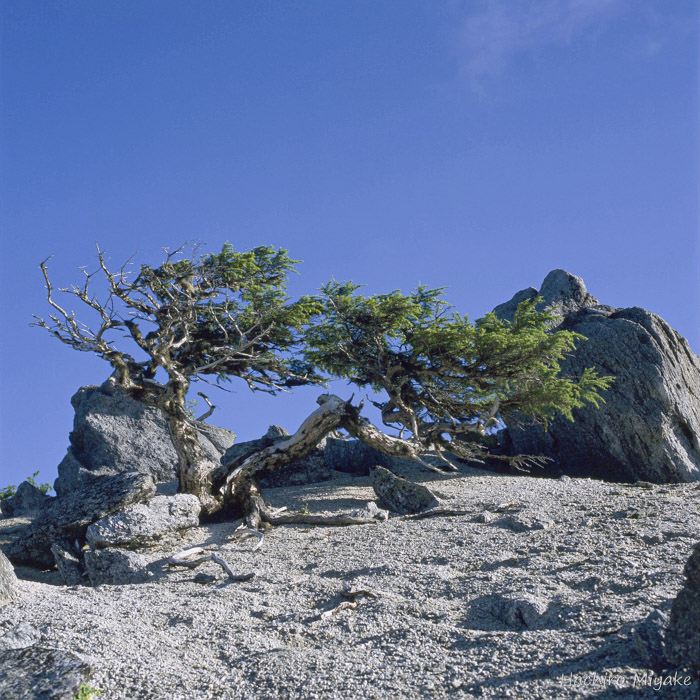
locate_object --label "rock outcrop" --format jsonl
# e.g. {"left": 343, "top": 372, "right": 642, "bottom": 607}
{"left": 493, "top": 269, "right": 700, "bottom": 483}
{"left": 4, "top": 471, "right": 156, "bottom": 568}
{"left": 0, "top": 481, "right": 52, "bottom": 518}
{"left": 0, "top": 551, "right": 19, "bottom": 607}
{"left": 54, "top": 380, "right": 235, "bottom": 495}
{"left": 86, "top": 494, "right": 201, "bottom": 549}
{"left": 0, "top": 646, "right": 93, "bottom": 699}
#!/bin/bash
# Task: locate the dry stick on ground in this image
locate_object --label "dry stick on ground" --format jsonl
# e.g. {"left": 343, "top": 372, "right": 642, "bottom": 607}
{"left": 168, "top": 547, "right": 255, "bottom": 582}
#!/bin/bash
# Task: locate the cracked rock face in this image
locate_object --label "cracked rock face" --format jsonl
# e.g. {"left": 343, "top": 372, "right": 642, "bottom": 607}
{"left": 494, "top": 269, "right": 700, "bottom": 483}
{"left": 5, "top": 471, "right": 156, "bottom": 568}
{"left": 54, "top": 380, "right": 235, "bottom": 496}
{"left": 86, "top": 494, "right": 201, "bottom": 549}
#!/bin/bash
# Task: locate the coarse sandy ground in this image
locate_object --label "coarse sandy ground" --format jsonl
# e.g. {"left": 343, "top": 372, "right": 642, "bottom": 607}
{"left": 2, "top": 462, "right": 699, "bottom": 699}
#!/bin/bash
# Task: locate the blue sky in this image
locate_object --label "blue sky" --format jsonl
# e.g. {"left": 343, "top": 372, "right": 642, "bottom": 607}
{"left": 1, "top": 0, "right": 698, "bottom": 490}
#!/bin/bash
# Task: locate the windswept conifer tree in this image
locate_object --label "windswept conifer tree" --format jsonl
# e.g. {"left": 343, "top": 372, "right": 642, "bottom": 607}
{"left": 32, "top": 243, "right": 323, "bottom": 513}
{"left": 34, "top": 246, "right": 612, "bottom": 526}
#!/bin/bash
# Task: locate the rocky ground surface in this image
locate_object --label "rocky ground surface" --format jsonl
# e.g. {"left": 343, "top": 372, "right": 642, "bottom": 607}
{"left": 2, "top": 462, "right": 699, "bottom": 699}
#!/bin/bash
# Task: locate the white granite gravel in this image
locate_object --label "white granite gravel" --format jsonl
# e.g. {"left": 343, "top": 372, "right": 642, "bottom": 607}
{"left": 2, "top": 463, "right": 699, "bottom": 699}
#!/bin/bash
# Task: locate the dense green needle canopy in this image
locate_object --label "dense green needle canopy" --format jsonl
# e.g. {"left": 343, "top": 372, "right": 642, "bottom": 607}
{"left": 305, "top": 281, "right": 613, "bottom": 467}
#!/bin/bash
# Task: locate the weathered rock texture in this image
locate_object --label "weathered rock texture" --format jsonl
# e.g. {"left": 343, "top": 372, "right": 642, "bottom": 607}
{"left": 0, "top": 645, "right": 93, "bottom": 700}
{"left": 54, "top": 381, "right": 235, "bottom": 495}
{"left": 0, "top": 551, "right": 19, "bottom": 607}
{"left": 665, "top": 541, "right": 700, "bottom": 674}
{"left": 371, "top": 465, "right": 439, "bottom": 514}
{"left": 4, "top": 471, "right": 156, "bottom": 568}
{"left": 86, "top": 494, "right": 201, "bottom": 549}
{"left": 84, "top": 547, "right": 152, "bottom": 586}
{"left": 494, "top": 269, "right": 700, "bottom": 483}
{"left": 0, "top": 481, "right": 52, "bottom": 518}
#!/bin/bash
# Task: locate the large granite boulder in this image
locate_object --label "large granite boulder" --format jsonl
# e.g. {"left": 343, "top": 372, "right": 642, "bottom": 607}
{"left": 0, "top": 551, "right": 19, "bottom": 607}
{"left": 54, "top": 380, "right": 235, "bottom": 495}
{"left": 86, "top": 494, "right": 201, "bottom": 549}
{"left": 4, "top": 471, "right": 156, "bottom": 568}
{"left": 665, "top": 542, "right": 700, "bottom": 674}
{"left": 493, "top": 270, "right": 700, "bottom": 483}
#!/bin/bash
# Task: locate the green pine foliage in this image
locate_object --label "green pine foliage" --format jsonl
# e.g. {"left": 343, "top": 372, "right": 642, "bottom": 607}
{"left": 305, "top": 281, "right": 612, "bottom": 456}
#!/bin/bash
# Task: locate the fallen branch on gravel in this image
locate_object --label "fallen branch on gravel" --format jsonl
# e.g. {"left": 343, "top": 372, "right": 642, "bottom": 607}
{"left": 320, "top": 601, "right": 358, "bottom": 620}
{"left": 341, "top": 581, "right": 378, "bottom": 599}
{"left": 232, "top": 527, "right": 265, "bottom": 551}
{"left": 168, "top": 547, "right": 255, "bottom": 582}
{"left": 398, "top": 508, "right": 471, "bottom": 521}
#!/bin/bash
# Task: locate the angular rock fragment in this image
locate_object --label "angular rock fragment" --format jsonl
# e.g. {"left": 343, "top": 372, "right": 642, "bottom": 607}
{"left": 0, "top": 646, "right": 92, "bottom": 700}
{"left": 370, "top": 466, "right": 439, "bottom": 514}
{"left": 491, "top": 593, "right": 550, "bottom": 630}
{"left": 84, "top": 547, "right": 152, "bottom": 586}
{"left": 0, "top": 481, "right": 52, "bottom": 518}
{"left": 86, "top": 494, "right": 201, "bottom": 549}
{"left": 0, "top": 622, "right": 41, "bottom": 651}
{"left": 633, "top": 609, "right": 669, "bottom": 672}
{"left": 50, "top": 542, "right": 85, "bottom": 586}
{"left": 6, "top": 471, "right": 156, "bottom": 568}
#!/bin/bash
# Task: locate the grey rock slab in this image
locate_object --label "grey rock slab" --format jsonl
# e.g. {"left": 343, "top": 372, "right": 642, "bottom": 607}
{"left": 0, "top": 645, "right": 92, "bottom": 700}
{"left": 665, "top": 541, "right": 700, "bottom": 673}
{"left": 54, "top": 380, "right": 235, "bottom": 495}
{"left": 86, "top": 493, "right": 201, "bottom": 549}
{"left": 371, "top": 465, "right": 439, "bottom": 514}
{"left": 0, "top": 622, "right": 41, "bottom": 651}
{"left": 84, "top": 547, "right": 152, "bottom": 586}
{"left": 50, "top": 543, "right": 85, "bottom": 586}
{"left": 0, "top": 550, "right": 19, "bottom": 607}
{"left": 6, "top": 471, "right": 156, "bottom": 568}
{"left": 494, "top": 270, "right": 700, "bottom": 483}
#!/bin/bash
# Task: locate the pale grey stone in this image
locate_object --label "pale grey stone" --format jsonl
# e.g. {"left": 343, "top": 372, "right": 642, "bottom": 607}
{"left": 55, "top": 380, "right": 235, "bottom": 495}
{"left": 86, "top": 494, "right": 201, "bottom": 549}
{"left": 84, "top": 547, "right": 152, "bottom": 586}
{"left": 6, "top": 471, "right": 156, "bottom": 568}
{"left": 0, "top": 622, "right": 41, "bottom": 651}
{"left": 371, "top": 465, "right": 439, "bottom": 514}
{"left": 0, "top": 551, "right": 18, "bottom": 607}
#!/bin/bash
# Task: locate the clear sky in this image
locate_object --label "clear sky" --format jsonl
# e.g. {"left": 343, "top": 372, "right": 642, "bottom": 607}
{"left": 1, "top": 0, "right": 698, "bottom": 490}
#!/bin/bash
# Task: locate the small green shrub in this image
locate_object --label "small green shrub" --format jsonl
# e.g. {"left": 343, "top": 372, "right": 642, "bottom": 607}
{"left": 74, "top": 685, "right": 102, "bottom": 700}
